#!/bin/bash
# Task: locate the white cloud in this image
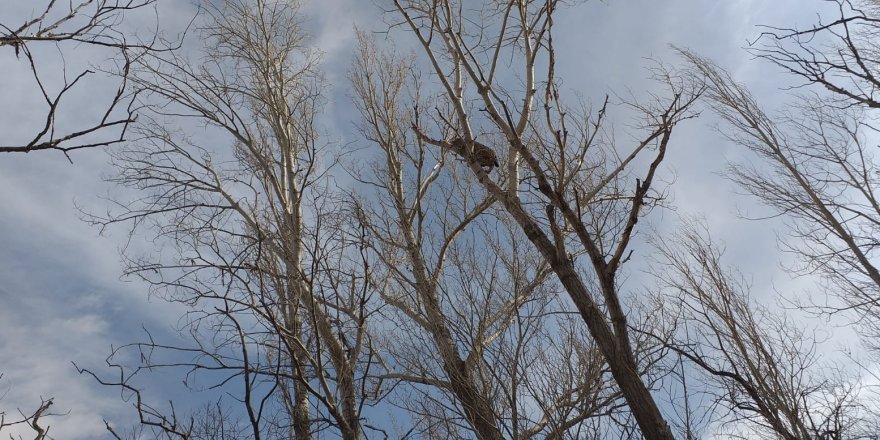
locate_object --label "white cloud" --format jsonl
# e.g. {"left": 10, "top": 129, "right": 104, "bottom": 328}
{"left": 0, "top": 157, "right": 182, "bottom": 437}
{"left": 0, "top": 0, "right": 869, "bottom": 437}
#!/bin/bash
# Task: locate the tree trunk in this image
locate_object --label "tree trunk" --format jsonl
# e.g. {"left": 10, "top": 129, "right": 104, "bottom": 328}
{"left": 497, "top": 188, "right": 676, "bottom": 440}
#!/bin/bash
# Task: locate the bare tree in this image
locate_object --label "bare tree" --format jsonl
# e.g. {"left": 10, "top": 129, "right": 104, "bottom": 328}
{"left": 0, "top": 0, "right": 173, "bottom": 158}
{"left": 349, "top": 33, "right": 675, "bottom": 439}
{"left": 82, "top": 1, "right": 382, "bottom": 438}
{"left": 681, "top": 40, "right": 880, "bottom": 349}
{"left": 13, "top": 0, "right": 880, "bottom": 438}
{"left": 0, "top": 373, "right": 57, "bottom": 440}
{"left": 371, "top": 1, "right": 703, "bottom": 438}
{"left": 752, "top": 0, "right": 880, "bottom": 109}
{"left": 647, "top": 220, "right": 877, "bottom": 440}
{"left": 667, "top": 2, "right": 880, "bottom": 434}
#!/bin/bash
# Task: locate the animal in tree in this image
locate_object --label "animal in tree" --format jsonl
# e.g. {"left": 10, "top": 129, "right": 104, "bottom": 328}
{"left": 449, "top": 137, "right": 500, "bottom": 171}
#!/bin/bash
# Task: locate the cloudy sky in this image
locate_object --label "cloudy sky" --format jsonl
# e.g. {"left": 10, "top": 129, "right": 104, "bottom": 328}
{"left": 0, "top": 0, "right": 856, "bottom": 438}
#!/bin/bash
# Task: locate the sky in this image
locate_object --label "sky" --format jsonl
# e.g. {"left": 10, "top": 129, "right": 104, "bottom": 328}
{"left": 0, "top": 0, "right": 861, "bottom": 438}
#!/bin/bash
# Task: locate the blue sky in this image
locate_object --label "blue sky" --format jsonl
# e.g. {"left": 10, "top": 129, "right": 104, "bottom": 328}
{"left": 0, "top": 0, "right": 862, "bottom": 438}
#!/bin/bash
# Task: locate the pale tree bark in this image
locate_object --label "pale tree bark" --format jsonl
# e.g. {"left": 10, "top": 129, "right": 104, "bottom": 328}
{"left": 349, "top": 33, "right": 638, "bottom": 439}
{"left": 0, "top": 0, "right": 171, "bottom": 158}
{"left": 80, "top": 1, "right": 380, "bottom": 438}
{"left": 379, "top": 1, "right": 703, "bottom": 438}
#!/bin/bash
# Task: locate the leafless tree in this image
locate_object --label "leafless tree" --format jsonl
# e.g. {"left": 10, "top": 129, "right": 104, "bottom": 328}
{"left": 751, "top": 0, "right": 880, "bottom": 110}
{"left": 0, "top": 373, "right": 57, "bottom": 440}
{"left": 681, "top": 37, "right": 880, "bottom": 349}
{"left": 373, "top": 1, "right": 703, "bottom": 438}
{"left": 13, "top": 0, "right": 880, "bottom": 438}
{"left": 351, "top": 35, "right": 619, "bottom": 439}
{"left": 0, "top": 0, "right": 174, "bottom": 159}
{"left": 667, "top": 3, "right": 880, "bottom": 431}
{"left": 82, "top": 1, "right": 382, "bottom": 438}
{"left": 348, "top": 32, "right": 675, "bottom": 439}
{"left": 666, "top": 2, "right": 880, "bottom": 435}
{"left": 647, "top": 220, "right": 879, "bottom": 440}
